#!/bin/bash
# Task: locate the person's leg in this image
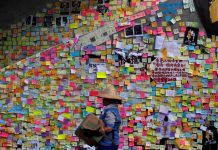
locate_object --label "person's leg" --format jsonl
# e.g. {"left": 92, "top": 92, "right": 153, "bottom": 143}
{"left": 97, "top": 145, "right": 113, "bottom": 150}
{"left": 113, "top": 145, "right": 119, "bottom": 150}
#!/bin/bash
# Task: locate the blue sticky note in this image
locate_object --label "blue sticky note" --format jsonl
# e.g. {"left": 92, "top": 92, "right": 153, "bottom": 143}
{"left": 170, "top": 82, "right": 176, "bottom": 87}
{"left": 163, "top": 84, "right": 169, "bottom": 89}
{"left": 70, "top": 51, "right": 80, "bottom": 57}
{"left": 188, "top": 45, "right": 195, "bottom": 50}
{"left": 165, "top": 16, "right": 171, "bottom": 22}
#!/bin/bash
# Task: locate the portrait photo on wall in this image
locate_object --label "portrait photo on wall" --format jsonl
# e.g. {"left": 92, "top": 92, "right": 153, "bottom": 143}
{"left": 183, "top": 27, "right": 199, "bottom": 46}
{"left": 71, "top": 0, "right": 81, "bottom": 14}
{"left": 194, "top": 0, "right": 218, "bottom": 37}
{"left": 60, "top": 0, "right": 70, "bottom": 15}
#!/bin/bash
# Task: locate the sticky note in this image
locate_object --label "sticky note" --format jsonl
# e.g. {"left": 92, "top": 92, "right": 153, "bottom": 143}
{"left": 97, "top": 72, "right": 107, "bottom": 78}
{"left": 58, "top": 134, "right": 66, "bottom": 140}
{"left": 86, "top": 106, "right": 95, "bottom": 113}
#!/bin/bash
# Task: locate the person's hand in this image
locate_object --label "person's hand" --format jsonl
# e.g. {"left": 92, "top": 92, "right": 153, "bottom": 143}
{"left": 99, "top": 119, "right": 105, "bottom": 126}
{"left": 99, "top": 127, "right": 105, "bottom": 135}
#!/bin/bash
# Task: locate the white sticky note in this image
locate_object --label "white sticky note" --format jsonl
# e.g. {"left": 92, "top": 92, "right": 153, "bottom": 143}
{"left": 116, "top": 41, "right": 124, "bottom": 49}
{"left": 155, "top": 36, "right": 165, "bottom": 50}
{"left": 200, "top": 125, "right": 207, "bottom": 131}
{"left": 159, "top": 105, "right": 169, "bottom": 114}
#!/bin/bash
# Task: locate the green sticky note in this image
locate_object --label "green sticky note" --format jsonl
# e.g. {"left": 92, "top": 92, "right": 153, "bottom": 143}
{"left": 86, "top": 106, "right": 95, "bottom": 113}
{"left": 182, "top": 118, "right": 187, "bottom": 122}
{"left": 182, "top": 95, "right": 188, "bottom": 101}
{"left": 128, "top": 67, "right": 134, "bottom": 73}
{"left": 33, "top": 110, "right": 43, "bottom": 116}
{"left": 148, "top": 130, "right": 153, "bottom": 136}
{"left": 62, "top": 113, "right": 71, "bottom": 119}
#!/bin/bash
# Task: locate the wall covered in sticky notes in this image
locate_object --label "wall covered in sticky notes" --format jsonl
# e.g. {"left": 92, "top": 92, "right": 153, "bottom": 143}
{"left": 0, "top": 0, "right": 217, "bottom": 149}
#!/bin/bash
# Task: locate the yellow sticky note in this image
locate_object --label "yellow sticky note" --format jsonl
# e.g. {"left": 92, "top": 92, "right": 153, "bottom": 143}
{"left": 46, "top": 61, "right": 50, "bottom": 66}
{"left": 62, "top": 113, "right": 71, "bottom": 119}
{"left": 33, "top": 110, "right": 42, "bottom": 116}
{"left": 182, "top": 118, "right": 187, "bottom": 122}
{"left": 189, "top": 106, "right": 194, "bottom": 111}
{"left": 97, "top": 72, "right": 107, "bottom": 78}
{"left": 128, "top": 67, "right": 134, "bottom": 73}
{"left": 182, "top": 95, "right": 188, "bottom": 101}
{"left": 86, "top": 106, "right": 95, "bottom": 113}
{"left": 58, "top": 134, "right": 66, "bottom": 140}
{"left": 70, "top": 23, "right": 78, "bottom": 29}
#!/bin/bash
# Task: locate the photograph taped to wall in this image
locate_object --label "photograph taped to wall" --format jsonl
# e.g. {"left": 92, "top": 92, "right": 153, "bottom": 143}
{"left": 183, "top": 27, "right": 199, "bottom": 46}
{"left": 25, "top": 16, "right": 33, "bottom": 25}
{"left": 125, "top": 27, "right": 134, "bottom": 37}
{"left": 44, "top": 16, "right": 53, "bottom": 27}
{"left": 71, "top": 0, "right": 81, "bottom": 14}
{"left": 60, "top": 0, "right": 70, "bottom": 15}
{"left": 125, "top": 24, "right": 143, "bottom": 37}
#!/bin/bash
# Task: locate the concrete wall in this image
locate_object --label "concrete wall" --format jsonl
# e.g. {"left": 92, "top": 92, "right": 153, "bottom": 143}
{"left": 0, "top": 0, "right": 55, "bottom": 29}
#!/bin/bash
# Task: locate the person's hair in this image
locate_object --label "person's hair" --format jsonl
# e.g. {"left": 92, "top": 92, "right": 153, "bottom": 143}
{"left": 103, "top": 98, "right": 121, "bottom": 105}
{"left": 164, "top": 116, "right": 168, "bottom": 122}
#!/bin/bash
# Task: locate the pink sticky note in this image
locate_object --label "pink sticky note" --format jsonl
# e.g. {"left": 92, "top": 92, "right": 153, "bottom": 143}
{"left": 137, "top": 146, "right": 143, "bottom": 150}
{"left": 153, "top": 6, "right": 159, "bottom": 11}
{"left": 167, "top": 32, "right": 173, "bottom": 37}
{"left": 210, "top": 48, "right": 216, "bottom": 53}
{"left": 35, "top": 128, "right": 40, "bottom": 132}
{"left": 152, "top": 30, "right": 157, "bottom": 35}
{"left": 108, "top": 11, "right": 112, "bottom": 16}
{"left": 105, "top": 3, "right": 109, "bottom": 7}
{"left": 141, "top": 1, "right": 147, "bottom": 6}
{"left": 143, "top": 26, "right": 148, "bottom": 32}
{"left": 199, "top": 31, "right": 205, "bottom": 36}
{"left": 180, "top": 139, "right": 185, "bottom": 145}
{"left": 146, "top": 9, "right": 151, "bottom": 15}
{"left": 152, "top": 1, "right": 156, "bottom": 6}
{"left": 94, "top": 16, "right": 99, "bottom": 20}
{"left": 182, "top": 106, "right": 188, "bottom": 111}
{"left": 119, "top": 137, "right": 124, "bottom": 143}
{"left": 100, "top": 21, "right": 105, "bottom": 26}
{"left": 35, "top": 120, "right": 41, "bottom": 125}
{"left": 32, "top": 79, "right": 36, "bottom": 84}
{"left": 86, "top": 101, "right": 92, "bottom": 106}
{"left": 215, "top": 97, "right": 218, "bottom": 102}
{"left": 70, "top": 82, "right": 75, "bottom": 87}
{"left": 129, "top": 141, "right": 134, "bottom": 146}
{"left": 180, "top": 27, "right": 186, "bottom": 32}
{"left": 131, "top": 2, "right": 136, "bottom": 7}
{"left": 208, "top": 82, "right": 213, "bottom": 88}
{"left": 27, "top": 99, "right": 32, "bottom": 105}
{"left": 191, "top": 101, "right": 196, "bottom": 106}
{"left": 81, "top": 10, "right": 86, "bottom": 16}
{"left": 184, "top": 83, "right": 189, "bottom": 88}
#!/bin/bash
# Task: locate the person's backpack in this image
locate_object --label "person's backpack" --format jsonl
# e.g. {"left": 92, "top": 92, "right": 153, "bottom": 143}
{"left": 75, "top": 114, "right": 104, "bottom": 146}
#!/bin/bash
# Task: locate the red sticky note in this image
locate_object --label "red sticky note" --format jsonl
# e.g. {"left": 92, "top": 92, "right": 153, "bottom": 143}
{"left": 131, "top": 2, "right": 136, "bottom": 7}
{"left": 146, "top": 9, "right": 151, "bottom": 15}
{"left": 54, "top": 37, "right": 59, "bottom": 43}
{"left": 90, "top": 90, "right": 98, "bottom": 96}
{"left": 81, "top": 10, "right": 86, "bottom": 16}
{"left": 27, "top": 99, "right": 32, "bottom": 105}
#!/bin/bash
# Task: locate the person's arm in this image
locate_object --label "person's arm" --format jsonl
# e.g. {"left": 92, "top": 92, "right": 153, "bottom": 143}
{"left": 99, "top": 126, "right": 113, "bottom": 134}
{"left": 99, "top": 111, "right": 116, "bottom": 135}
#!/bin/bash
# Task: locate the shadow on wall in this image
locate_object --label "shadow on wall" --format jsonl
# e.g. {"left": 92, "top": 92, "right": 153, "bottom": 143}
{"left": 0, "top": 0, "right": 56, "bottom": 29}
